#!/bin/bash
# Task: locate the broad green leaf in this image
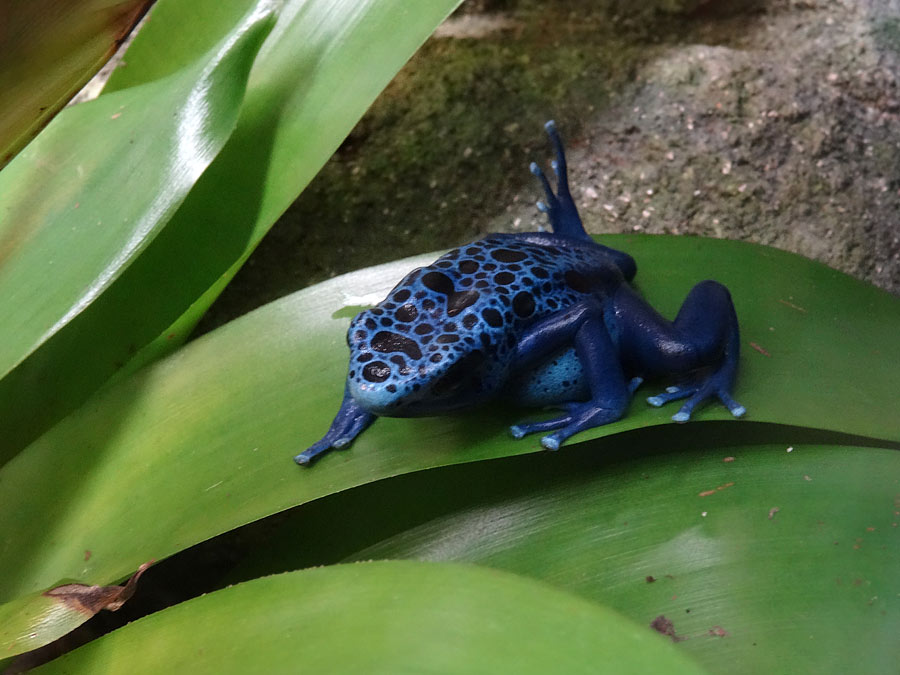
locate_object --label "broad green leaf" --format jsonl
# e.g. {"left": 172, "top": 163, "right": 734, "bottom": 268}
{"left": 0, "top": 237, "right": 896, "bottom": 609}
{"left": 0, "top": 0, "right": 152, "bottom": 169}
{"left": 335, "top": 444, "right": 900, "bottom": 674}
{"left": 94, "top": 0, "right": 467, "bottom": 388}
{"left": 33, "top": 562, "right": 708, "bottom": 675}
{"left": 0, "top": 4, "right": 276, "bottom": 460}
{"left": 0, "top": 0, "right": 464, "bottom": 461}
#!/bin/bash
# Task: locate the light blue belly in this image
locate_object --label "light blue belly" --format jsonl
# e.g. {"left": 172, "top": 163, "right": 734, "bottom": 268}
{"left": 508, "top": 347, "right": 589, "bottom": 407}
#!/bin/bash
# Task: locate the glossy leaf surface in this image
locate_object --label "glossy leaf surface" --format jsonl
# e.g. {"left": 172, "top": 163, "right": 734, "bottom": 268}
{"left": 0, "top": 4, "right": 275, "bottom": 459}
{"left": 0, "top": 588, "right": 92, "bottom": 658}
{"left": 0, "top": 0, "right": 152, "bottom": 168}
{"left": 0, "top": 236, "right": 896, "bottom": 609}
{"left": 33, "top": 562, "right": 707, "bottom": 675}
{"left": 0, "top": 0, "right": 463, "bottom": 458}
{"left": 92, "top": 0, "right": 466, "bottom": 377}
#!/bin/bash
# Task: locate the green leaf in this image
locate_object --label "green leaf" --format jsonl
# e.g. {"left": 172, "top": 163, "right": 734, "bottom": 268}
{"left": 94, "top": 0, "right": 467, "bottom": 381}
{"left": 0, "top": 564, "right": 149, "bottom": 658}
{"left": 0, "top": 0, "right": 152, "bottom": 169}
{"left": 32, "top": 562, "right": 708, "bottom": 674}
{"left": 0, "top": 236, "right": 896, "bottom": 610}
{"left": 0, "top": 4, "right": 276, "bottom": 460}
{"left": 0, "top": 0, "right": 464, "bottom": 460}
{"left": 271, "top": 442, "right": 900, "bottom": 674}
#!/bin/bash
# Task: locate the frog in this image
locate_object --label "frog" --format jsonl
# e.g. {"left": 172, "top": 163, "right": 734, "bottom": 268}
{"left": 295, "top": 121, "right": 745, "bottom": 465}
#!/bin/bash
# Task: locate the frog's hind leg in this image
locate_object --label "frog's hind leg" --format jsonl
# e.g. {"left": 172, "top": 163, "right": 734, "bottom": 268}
{"left": 507, "top": 298, "right": 633, "bottom": 450}
{"left": 295, "top": 385, "right": 376, "bottom": 466}
{"left": 530, "top": 120, "right": 590, "bottom": 242}
{"left": 530, "top": 121, "right": 637, "bottom": 281}
{"left": 615, "top": 281, "right": 746, "bottom": 422}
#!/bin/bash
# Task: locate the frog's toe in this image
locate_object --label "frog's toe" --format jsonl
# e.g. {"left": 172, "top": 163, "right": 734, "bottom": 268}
{"left": 515, "top": 402, "right": 625, "bottom": 451}
{"left": 541, "top": 435, "right": 561, "bottom": 451}
{"left": 294, "top": 439, "right": 332, "bottom": 465}
{"left": 509, "top": 424, "right": 528, "bottom": 439}
{"left": 509, "top": 415, "right": 572, "bottom": 439}
{"left": 717, "top": 390, "right": 746, "bottom": 417}
{"left": 646, "top": 385, "right": 696, "bottom": 408}
{"left": 644, "top": 376, "right": 744, "bottom": 422}
{"left": 670, "top": 383, "right": 746, "bottom": 423}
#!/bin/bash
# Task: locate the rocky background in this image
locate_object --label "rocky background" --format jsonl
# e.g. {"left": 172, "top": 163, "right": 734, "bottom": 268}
{"left": 201, "top": 0, "right": 900, "bottom": 331}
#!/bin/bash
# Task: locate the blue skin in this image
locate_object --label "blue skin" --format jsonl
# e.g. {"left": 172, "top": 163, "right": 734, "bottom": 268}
{"left": 295, "top": 121, "right": 745, "bottom": 465}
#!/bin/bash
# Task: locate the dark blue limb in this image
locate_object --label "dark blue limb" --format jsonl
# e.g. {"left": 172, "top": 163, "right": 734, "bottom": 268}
{"left": 612, "top": 281, "right": 745, "bottom": 421}
{"left": 295, "top": 384, "right": 376, "bottom": 466}
{"left": 508, "top": 298, "right": 631, "bottom": 450}
{"left": 530, "top": 120, "right": 591, "bottom": 242}
{"left": 530, "top": 121, "right": 637, "bottom": 281}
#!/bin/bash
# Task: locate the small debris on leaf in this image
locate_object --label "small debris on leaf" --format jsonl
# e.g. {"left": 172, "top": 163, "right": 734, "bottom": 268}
{"left": 723, "top": 456, "right": 735, "bottom": 463}
{"left": 650, "top": 615, "right": 684, "bottom": 642}
{"left": 699, "top": 481, "right": 735, "bottom": 497}
{"left": 778, "top": 298, "right": 808, "bottom": 313}
{"left": 646, "top": 575, "right": 656, "bottom": 583}
{"left": 749, "top": 341, "right": 771, "bottom": 356}
{"left": 83, "top": 550, "right": 92, "bottom": 562}
{"left": 768, "top": 507, "right": 780, "bottom": 520}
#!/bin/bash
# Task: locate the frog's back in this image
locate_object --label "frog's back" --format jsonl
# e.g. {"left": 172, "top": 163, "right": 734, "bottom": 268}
{"left": 407, "top": 233, "right": 625, "bottom": 334}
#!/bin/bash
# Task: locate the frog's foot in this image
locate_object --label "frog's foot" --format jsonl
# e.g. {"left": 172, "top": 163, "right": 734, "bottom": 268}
{"left": 510, "top": 401, "right": 625, "bottom": 451}
{"left": 295, "top": 389, "right": 375, "bottom": 466}
{"left": 529, "top": 121, "right": 590, "bottom": 241}
{"left": 646, "top": 380, "right": 745, "bottom": 423}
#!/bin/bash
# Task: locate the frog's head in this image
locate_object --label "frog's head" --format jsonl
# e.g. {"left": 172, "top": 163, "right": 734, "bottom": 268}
{"left": 344, "top": 305, "right": 495, "bottom": 416}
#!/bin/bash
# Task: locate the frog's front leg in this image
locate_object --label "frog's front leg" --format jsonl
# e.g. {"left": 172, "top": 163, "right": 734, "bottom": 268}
{"left": 294, "top": 384, "right": 376, "bottom": 465}
{"left": 508, "top": 298, "right": 632, "bottom": 450}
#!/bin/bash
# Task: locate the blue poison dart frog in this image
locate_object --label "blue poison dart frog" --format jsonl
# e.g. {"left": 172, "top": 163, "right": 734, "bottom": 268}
{"left": 296, "top": 121, "right": 745, "bottom": 466}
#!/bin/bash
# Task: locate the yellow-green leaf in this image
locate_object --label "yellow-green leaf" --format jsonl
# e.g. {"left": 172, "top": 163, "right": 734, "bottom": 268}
{"left": 0, "top": 0, "right": 152, "bottom": 168}
{"left": 0, "top": 3, "right": 276, "bottom": 460}
{"left": 0, "top": 0, "right": 463, "bottom": 460}
{"left": 33, "top": 562, "right": 708, "bottom": 675}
